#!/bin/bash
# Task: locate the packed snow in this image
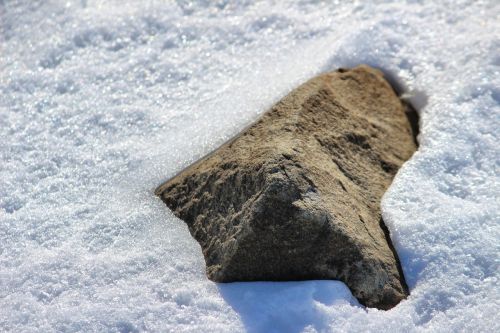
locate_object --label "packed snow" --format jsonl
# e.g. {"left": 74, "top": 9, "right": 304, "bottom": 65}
{"left": 1, "top": 0, "right": 499, "bottom": 332}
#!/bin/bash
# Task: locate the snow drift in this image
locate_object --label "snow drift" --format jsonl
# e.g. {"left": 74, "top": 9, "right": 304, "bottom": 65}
{"left": 1, "top": 1, "right": 499, "bottom": 332}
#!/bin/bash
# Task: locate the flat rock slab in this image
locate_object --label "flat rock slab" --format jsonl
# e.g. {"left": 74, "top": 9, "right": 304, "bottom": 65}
{"left": 156, "top": 65, "right": 417, "bottom": 309}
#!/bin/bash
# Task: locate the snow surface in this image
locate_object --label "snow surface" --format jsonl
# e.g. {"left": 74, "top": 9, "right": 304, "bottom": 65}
{"left": 1, "top": 0, "right": 499, "bottom": 332}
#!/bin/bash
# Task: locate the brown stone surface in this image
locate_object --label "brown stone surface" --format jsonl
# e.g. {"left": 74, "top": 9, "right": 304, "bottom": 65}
{"left": 156, "top": 65, "right": 417, "bottom": 309}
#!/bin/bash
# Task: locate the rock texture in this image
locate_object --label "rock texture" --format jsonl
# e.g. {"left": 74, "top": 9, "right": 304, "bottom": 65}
{"left": 156, "top": 65, "right": 417, "bottom": 309}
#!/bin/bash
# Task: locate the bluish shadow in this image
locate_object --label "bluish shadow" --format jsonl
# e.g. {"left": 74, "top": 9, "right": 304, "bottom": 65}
{"left": 218, "top": 280, "right": 362, "bottom": 333}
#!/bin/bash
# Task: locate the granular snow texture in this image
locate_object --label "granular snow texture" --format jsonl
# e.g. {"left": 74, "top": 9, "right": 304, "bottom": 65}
{"left": 0, "top": 1, "right": 499, "bottom": 332}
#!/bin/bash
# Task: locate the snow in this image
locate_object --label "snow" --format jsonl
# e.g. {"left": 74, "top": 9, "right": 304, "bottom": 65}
{"left": 1, "top": 0, "right": 499, "bottom": 332}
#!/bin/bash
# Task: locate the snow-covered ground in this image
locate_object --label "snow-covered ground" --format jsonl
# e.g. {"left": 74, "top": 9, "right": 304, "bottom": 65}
{"left": 1, "top": 1, "right": 499, "bottom": 332}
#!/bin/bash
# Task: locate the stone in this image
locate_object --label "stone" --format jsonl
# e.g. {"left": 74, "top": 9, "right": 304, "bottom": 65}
{"left": 155, "top": 65, "right": 417, "bottom": 309}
